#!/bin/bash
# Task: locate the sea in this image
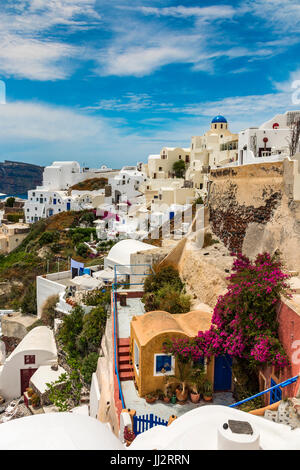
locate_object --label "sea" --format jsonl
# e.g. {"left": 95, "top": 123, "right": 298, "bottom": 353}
{"left": 0, "top": 193, "right": 27, "bottom": 200}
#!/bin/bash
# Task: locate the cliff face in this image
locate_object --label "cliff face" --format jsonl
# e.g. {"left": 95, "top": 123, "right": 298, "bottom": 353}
{"left": 0, "top": 160, "right": 43, "bottom": 195}
{"left": 208, "top": 160, "right": 300, "bottom": 272}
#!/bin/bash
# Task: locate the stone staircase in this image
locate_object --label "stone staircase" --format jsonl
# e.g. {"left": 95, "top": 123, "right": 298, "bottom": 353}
{"left": 118, "top": 338, "right": 134, "bottom": 382}
{"left": 264, "top": 398, "right": 300, "bottom": 429}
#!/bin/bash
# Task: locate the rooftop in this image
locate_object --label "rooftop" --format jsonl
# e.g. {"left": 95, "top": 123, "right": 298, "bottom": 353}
{"left": 132, "top": 309, "right": 212, "bottom": 346}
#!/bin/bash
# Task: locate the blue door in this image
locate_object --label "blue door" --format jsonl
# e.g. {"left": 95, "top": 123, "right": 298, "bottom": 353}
{"left": 270, "top": 378, "right": 282, "bottom": 404}
{"left": 214, "top": 355, "right": 232, "bottom": 391}
{"left": 67, "top": 202, "right": 71, "bottom": 211}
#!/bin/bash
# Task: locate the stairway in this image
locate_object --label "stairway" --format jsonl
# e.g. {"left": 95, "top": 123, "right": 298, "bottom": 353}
{"left": 264, "top": 398, "right": 300, "bottom": 429}
{"left": 118, "top": 338, "right": 134, "bottom": 381}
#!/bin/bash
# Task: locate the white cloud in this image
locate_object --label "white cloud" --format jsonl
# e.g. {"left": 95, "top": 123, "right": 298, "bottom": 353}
{"left": 98, "top": 44, "right": 195, "bottom": 77}
{"left": 135, "top": 5, "right": 235, "bottom": 20}
{"left": 0, "top": 0, "right": 100, "bottom": 80}
{"left": 0, "top": 36, "right": 80, "bottom": 80}
{"left": 0, "top": 100, "right": 104, "bottom": 141}
{"left": 246, "top": 0, "right": 300, "bottom": 32}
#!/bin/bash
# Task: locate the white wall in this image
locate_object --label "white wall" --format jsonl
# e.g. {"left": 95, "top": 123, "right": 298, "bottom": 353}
{"left": 0, "top": 348, "right": 57, "bottom": 400}
{"left": 89, "top": 372, "right": 101, "bottom": 419}
{"left": 36, "top": 273, "right": 69, "bottom": 317}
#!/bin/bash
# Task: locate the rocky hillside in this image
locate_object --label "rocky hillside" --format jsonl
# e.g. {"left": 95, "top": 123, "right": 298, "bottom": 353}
{"left": 0, "top": 160, "right": 43, "bottom": 195}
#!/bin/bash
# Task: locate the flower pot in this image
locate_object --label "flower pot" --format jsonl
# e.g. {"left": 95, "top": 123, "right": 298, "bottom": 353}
{"left": 125, "top": 440, "right": 132, "bottom": 447}
{"left": 190, "top": 392, "right": 200, "bottom": 404}
{"left": 203, "top": 395, "right": 213, "bottom": 402}
{"left": 163, "top": 397, "right": 171, "bottom": 403}
{"left": 176, "top": 388, "right": 188, "bottom": 403}
{"left": 145, "top": 397, "right": 156, "bottom": 404}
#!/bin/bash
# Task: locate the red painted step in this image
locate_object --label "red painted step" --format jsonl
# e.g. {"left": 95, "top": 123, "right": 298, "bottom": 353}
{"left": 119, "top": 371, "right": 134, "bottom": 381}
{"left": 118, "top": 338, "right": 130, "bottom": 346}
{"left": 117, "top": 337, "right": 133, "bottom": 381}
{"left": 119, "top": 354, "right": 131, "bottom": 364}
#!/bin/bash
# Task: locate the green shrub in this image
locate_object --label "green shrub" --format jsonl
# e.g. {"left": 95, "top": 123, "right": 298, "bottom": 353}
{"left": 76, "top": 304, "right": 109, "bottom": 354}
{"left": 143, "top": 286, "right": 191, "bottom": 313}
{"left": 76, "top": 243, "right": 89, "bottom": 257}
{"left": 81, "top": 352, "right": 99, "bottom": 385}
{"left": 58, "top": 305, "right": 85, "bottom": 357}
{"left": 144, "top": 266, "right": 183, "bottom": 294}
{"left": 39, "top": 231, "right": 60, "bottom": 246}
{"left": 7, "top": 213, "right": 23, "bottom": 223}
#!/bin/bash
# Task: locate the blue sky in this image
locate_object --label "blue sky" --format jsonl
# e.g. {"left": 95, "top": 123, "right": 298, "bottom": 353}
{"left": 0, "top": 0, "right": 300, "bottom": 168}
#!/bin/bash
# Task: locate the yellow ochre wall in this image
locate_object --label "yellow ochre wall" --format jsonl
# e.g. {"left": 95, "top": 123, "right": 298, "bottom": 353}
{"left": 130, "top": 328, "right": 215, "bottom": 397}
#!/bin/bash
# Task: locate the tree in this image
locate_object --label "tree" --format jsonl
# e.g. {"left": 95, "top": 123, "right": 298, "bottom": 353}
{"left": 5, "top": 197, "right": 15, "bottom": 207}
{"left": 172, "top": 160, "right": 186, "bottom": 178}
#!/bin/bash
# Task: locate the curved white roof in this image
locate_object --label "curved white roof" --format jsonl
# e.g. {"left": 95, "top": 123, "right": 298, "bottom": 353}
{"left": 8, "top": 326, "right": 57, "bottom": 361}
{"left": 130, "top": 405, "right": 300, "bottom": 450}
{"left": 0, "top": 412, "right": 124, "bottom": 450}
{"left": 107, "top": 239, "right": 155, "bottom": 266}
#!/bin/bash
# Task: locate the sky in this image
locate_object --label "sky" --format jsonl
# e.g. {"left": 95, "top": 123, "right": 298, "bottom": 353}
{"left": 0, "top": 0, "right": 300, "bottom": 169}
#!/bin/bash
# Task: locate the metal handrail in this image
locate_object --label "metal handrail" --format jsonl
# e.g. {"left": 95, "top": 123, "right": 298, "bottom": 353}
{"left": 112, "top": 263, "right": 153, "bottom": 411}
{"left": 112, "top": 282, "right": 125, "bottom": 409}
{"left": 229, "top": 374, "right": 299, "bottom": 408}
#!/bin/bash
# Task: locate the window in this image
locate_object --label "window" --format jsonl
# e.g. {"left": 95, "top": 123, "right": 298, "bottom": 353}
{"left": 24, "top": 355, "right": 35, "bottom": 365}
{"left": 154, "top": 354, "right": 174, "bottom": 376}
{"left": 134, "top": 341, "right": 140, "bottom": 375}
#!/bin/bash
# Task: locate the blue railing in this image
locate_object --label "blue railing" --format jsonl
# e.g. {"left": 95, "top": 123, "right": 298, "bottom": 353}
{"left": 112, "top": 283, "right": 125, "bottom": 409}
{"left": 112, "top": 263, "right": 153, "bottom": 411}
{"left": 229, "top": 374, "right": 299, "bottom": 408}
{"left": 133, "top": 413, "right": 168, "bottom": 435}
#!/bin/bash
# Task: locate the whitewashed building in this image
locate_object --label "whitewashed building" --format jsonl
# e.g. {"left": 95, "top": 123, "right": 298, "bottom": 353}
{"left": 107, "top": 166, "right": 148, "bottom": 205}
{"left": 24, "top": 161, "right": 117, "bottom": 223}
{"left": 0, "top": 326, "right": 57, "bottom": 400}
{"left": 238, "top": 110, "right": 300, "bottom": 165}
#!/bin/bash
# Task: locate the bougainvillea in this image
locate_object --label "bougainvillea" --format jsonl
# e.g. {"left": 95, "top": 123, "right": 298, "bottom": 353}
{"left": 166, "top": 252, "right": 292, "bottom": 369}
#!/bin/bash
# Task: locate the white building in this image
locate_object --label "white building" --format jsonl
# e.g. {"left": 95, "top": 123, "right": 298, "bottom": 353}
{"left": 107, "top": 166, "right": 148, "bottom": 205}
{"left": 238, "top": 110, "right": 300, "bottom": 165}
{"left": 0, "top": 326, "right": 57, "bottom": 401}
{"left": 103, "top": 239, "right": 158, "bottom": 284}
{"left": 24, "top": 161, "right": 117, "bottom": 223}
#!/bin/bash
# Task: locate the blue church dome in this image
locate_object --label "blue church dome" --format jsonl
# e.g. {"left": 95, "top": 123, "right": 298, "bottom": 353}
{"left": 211, "top": 115, "right": 227, "bottom": 124}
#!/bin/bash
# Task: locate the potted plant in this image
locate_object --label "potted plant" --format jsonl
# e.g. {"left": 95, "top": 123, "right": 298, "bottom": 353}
{"left": 31, "top": 393, "right": 40, "bottom": 408}
{"left": 145, "top": 392, "right": 157, "bottom": 404}
{"left": 124, "top": 426, "right": 136, "bottom": 447}
{"left": 167, "top": 360, "right": 193, "bottom": 404}
{"left": 203, "top": 380, "right": 213, "bottom": 402}
{"left": 156, "top": 389, "right": 164, "bottom": 401}
{"left": 26, "top": 387, "right": 33, "bottom": 398}
{"left": 189, "top": 365, "right": 205, "bottom": 404}
{"left": 163, "top": 387, "right": 173, "bottom": 403}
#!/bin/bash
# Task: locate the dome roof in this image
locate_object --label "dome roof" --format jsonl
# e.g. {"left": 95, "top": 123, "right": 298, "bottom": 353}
{"left": 211, "top": 115, "right": 227, "bottom": 124}
{"left": 107, "top": 239, "right": 156, "bottom": 266}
